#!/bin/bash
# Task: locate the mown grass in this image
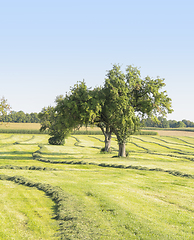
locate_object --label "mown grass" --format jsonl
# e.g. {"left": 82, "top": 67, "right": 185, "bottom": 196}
{"left": 0, "top": 179, "right": 58, "bottom": 240}
{"left": 0, "top": 133, "right": 194, "bottom": 239}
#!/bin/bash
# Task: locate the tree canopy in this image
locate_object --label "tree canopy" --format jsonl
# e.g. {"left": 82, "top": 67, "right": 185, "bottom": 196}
{"left": 39, "top": 64, "right": 173, "bottom": 157}
{"left": 142, "top": 117, "right": 194, "bottom": 128}
{"left": 0, "top": 97, "right": 11, "bottom": 122}
{"left": 0, "top": 97, "right": 11, "bottom": 116}
{"left": 1, "top": 111, "right": 39, "bottom": 123}
{"left": 98, "top": 64, "right": 173, "bottom": 156}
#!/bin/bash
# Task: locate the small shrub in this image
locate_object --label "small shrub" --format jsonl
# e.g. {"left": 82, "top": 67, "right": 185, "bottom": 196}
{"left": 48, "top": 136, "right": 65, "bottom": 145}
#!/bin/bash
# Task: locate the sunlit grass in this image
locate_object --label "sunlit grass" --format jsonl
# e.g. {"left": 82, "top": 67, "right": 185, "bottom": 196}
{"left": 0, "top": 180, "right": 57, "bottom": 240}
{"left": 0, "top": 132, "right": 194, "bottom": 239}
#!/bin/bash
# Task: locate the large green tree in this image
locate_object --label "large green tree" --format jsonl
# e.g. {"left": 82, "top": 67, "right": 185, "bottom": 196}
{"left": 101, "top": 64, "right": 173, "bottom": 156}
{"left": 101, "top": 65, "right": 138, "bottom": 156}
{"left": 39, "top": 64, "right": 173, "bottom": 157}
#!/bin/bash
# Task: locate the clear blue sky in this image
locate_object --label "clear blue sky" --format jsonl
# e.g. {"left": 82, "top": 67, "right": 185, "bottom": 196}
{"left": 0, "top": 0, "right": 194, "bottom": 121}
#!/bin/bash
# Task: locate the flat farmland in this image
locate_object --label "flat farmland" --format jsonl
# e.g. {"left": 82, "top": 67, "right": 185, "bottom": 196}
{"left": 0, "top": 123, "right": 41, "bottom": 130}
{"left": 0, "top": 132, "right": 194, "bottom": 239}
{"left": 145, "top": 129, "right": 194, "bottom": 137}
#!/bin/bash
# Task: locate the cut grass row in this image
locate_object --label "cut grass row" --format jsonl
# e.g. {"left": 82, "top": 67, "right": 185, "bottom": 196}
{"left": 1, "top": 166, "right": 194, "bottom": 239}
{"left": 0, "top": 133, "right": 194, "bottom": 239}
{"left": 0, "top": 178, "right": 57, "bottom": 240}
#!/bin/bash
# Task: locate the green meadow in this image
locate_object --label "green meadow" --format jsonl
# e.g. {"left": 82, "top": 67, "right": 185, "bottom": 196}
{"left": 0, "top": 132, "right": 194, "bottom": 239}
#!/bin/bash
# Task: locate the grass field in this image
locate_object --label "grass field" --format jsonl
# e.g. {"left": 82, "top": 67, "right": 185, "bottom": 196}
{"left": 0, "top": 129, "right": 194, "bottom": 239}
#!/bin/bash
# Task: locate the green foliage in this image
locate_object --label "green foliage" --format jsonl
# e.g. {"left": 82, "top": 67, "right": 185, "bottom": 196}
{"left": 182, "top": 119, "right": 194, "bottom": 127}
{"left": 38, "top": 106, "right": 68, "bottom": 145}
{"left": 1, "top": 110, "right": 40, "bottom": 123}
{"left": 101, "top": 64, "right": 173, "bottom": 156}
{"left": 39, "top": 81, "right": 102, "bottom": 145}
{"left": 0, "top": 96, "right": 11, "bottom": 120}
{"left": 143, "top": 117, "right": 194, "bottom": 128}
{"left": 39, "top": 64, "right": 172, "bottom": 157}
{"left": 55, "top": 81, "right": 101, "bottom": 130}
{"left": 103, "top": 64, "right": 139, "bottom": 144}
{"left": 169, "top": 120, "right": 186, "bottom": 128}
{"left": 48, "top": 136, "right": 65, "bottom": 145}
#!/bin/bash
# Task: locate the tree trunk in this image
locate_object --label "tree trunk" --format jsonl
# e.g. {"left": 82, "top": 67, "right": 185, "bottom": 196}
{"left": 97, "top": 124, "right": 112, "bottom": 152}
{"left": 118, "top": 143, "right": 126, "bottom": 157}
{"left": 104, "top": 133, "right": 112, "bottom": 152}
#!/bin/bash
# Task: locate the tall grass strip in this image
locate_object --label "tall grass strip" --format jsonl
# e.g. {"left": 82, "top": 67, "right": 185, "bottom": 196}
{"left": 0, "top": 165, "right": 59, "bottom": 171}
{"left": 32, "top": 148, "right": 194, "bottom": 180}
{"left": 132, "top": 136, "right": 194, "bottom": 154}
{"left": 0, "top": 174, "right": 104, "bottom": 239}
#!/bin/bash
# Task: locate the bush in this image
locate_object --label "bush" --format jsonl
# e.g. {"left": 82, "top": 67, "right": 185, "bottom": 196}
{"left": 48, "top": 136, "right": 65, "bottom": 145}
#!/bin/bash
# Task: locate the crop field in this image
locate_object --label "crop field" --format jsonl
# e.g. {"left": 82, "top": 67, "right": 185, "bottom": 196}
{"left": 0, "top": 123, "right": 41, "bottom": 130}
{"left": 0, "top": 132, "right": 194, "bottom": 239}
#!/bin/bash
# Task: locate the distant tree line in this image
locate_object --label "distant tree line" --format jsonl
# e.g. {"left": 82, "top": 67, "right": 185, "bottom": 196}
{"left": 142, "top": 117, "right": 194, "bottom": 128}
{"left": 2, "top": 111, "right": 193, "bottom": 128}
{"left": 1, "top": 111, "right": 39, "bottom": 123}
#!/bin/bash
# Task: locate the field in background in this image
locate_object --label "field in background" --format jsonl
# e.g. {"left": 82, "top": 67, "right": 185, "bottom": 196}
{"left": 0, "top": 132, "right": 193, "bottom": 239}
{"left": 2, "top": 123, "right": 194, "bottom": 137}
{"left": 0, "top": 122, "right": 41, "bottom": 130}
{"left": 144, "top": 129, "right": 194, "bottom": 137}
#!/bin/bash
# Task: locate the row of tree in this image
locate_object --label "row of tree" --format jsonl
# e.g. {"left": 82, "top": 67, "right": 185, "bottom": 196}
{"left": 143, "top": 117, "right": 194, "bottom": 128}
{"left": 0, "top": 97, "right": 39, "bottom": 123}
{"left": 2, "top": 108, "right": 192, "bottom": 128}
{"left": 38, "top": 64, "right": 173, "bottom": 157}
{"left": 1, "top": 111, "right": 40, "bottom": 123}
